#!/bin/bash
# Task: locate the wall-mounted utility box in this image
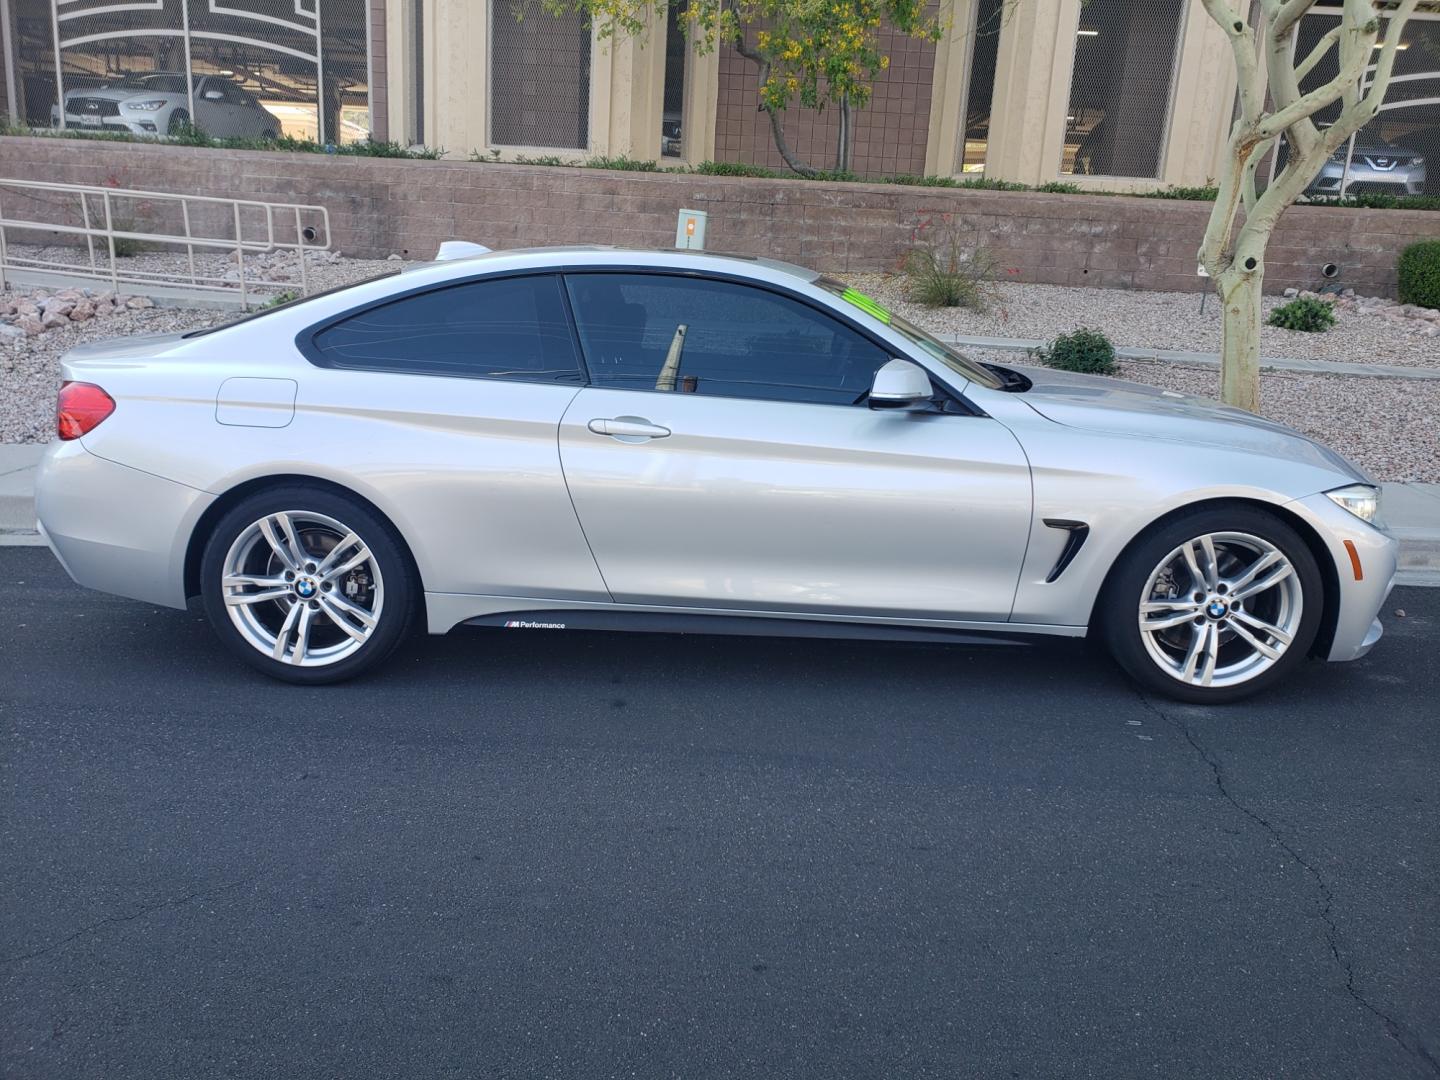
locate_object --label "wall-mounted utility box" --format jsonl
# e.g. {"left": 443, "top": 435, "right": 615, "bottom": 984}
{"left": 675, "top": 209, "right": 707, "bottom": 250}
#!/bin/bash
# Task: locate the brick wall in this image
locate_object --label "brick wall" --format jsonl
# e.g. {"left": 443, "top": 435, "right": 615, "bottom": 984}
{"left": 714, "top": 25, "right": 937, "bottom": 179}
{"left": 1, "top": 135, "right": 1434, "bottom": 296}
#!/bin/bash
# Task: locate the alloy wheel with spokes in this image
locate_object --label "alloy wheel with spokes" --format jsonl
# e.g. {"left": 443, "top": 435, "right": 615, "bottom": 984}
{"left": 222, "top": 510, "right": 384, "bottom": 667}
{"left": 1101, "top": 508, "right": 1323, "bottom": 703}
{"left": 1137, "top": 531, "right": 1303, "bottom": 690}
{"left": 201, "top": 487, "right": 416, "bottom": 683}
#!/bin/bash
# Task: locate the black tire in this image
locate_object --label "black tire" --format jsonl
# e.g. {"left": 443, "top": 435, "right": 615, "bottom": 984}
{"left": 200, "top": 485, "right": 419, "bottom": 685}
{"left": 1098, "top": 506, "right": 1325, "bottom": 705}
{"left": 260, "top": 128, "right": 277, "bottom": 140}
{"left": 167, "top": 110, "right": 190, "bottom": 135}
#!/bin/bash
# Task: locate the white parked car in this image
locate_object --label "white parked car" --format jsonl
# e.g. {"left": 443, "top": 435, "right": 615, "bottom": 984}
{"left": 34, "top": 247, "right": 1396, "bottom": 702}
{"left": 51, "top": 73, "right": 281, "bottom": 139}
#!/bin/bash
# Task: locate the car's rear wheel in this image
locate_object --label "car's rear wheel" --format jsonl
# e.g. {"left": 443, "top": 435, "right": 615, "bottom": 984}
{"left": 1100, "top": 507, "right": 1324, "bottom": 704}
{"left": 200, "top": 486, "right": 417, "bottom": 684}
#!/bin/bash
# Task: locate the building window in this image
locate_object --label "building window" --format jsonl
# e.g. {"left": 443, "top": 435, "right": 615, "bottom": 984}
{"left": 957, "top": 0, "right": 1003, "bottom": 174}
{"left": 489, "top": 1, "right": 591, "bottom": 150}
{"left": 660, "top": 3, "right": 685, "bottom": 158}
{"left": 1060, "top": 0, "right": 1187, "bottom": 178}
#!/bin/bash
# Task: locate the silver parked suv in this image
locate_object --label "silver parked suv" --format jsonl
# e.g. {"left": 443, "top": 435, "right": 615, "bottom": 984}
{"left": 1303, "top": 135, "right": 1426, "bottom": 198}
{"left": 51, "top": 73, "right": 281, "bottom": 139}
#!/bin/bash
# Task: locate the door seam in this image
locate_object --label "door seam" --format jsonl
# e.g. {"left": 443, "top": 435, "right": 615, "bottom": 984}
{"left": 556, "top": 388, "right": 617, "bottom": 602}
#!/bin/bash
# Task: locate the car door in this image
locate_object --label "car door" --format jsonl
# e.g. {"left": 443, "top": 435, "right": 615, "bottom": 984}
{"left": 296, "top": 272, "right": 609, "bottom": 603}
{"left": 557, "top": 272, "right": 1033, "bottom": 621}
{"left": 193, "top": 78, "right": 225, "bottom": 134}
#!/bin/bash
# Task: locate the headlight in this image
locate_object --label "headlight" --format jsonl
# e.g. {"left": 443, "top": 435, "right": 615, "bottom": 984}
{"left": 124, "top": 99, "right": 168, "bottom": 111}
{"left": 1325, "top": 484, "right": 1382, "bottom": 525}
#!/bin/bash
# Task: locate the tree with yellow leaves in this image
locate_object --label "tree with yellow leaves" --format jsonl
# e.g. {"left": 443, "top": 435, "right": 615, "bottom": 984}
{"left": 536, "top": 0, "right": 940, "bottom": 174}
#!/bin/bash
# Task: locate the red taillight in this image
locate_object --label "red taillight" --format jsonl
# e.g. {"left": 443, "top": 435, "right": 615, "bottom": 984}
{"left": 56, "top": 381, "right": 115, "bottom": 441}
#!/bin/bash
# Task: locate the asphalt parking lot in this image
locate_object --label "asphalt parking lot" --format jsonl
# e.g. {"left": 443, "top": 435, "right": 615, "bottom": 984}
{"left": 1, "top": 546, "right": 1436, "bottom": 1079}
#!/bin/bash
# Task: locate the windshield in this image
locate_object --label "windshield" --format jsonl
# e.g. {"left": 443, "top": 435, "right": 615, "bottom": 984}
{"left": 815, "top": 277, "right": 1004, "bottom": 391}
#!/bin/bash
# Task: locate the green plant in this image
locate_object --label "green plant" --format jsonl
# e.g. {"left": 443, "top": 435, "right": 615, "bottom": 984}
{"left": 1267, "top": 295, "right": 1337, "bottom": 332}
{"left": 1034, "top": 328, "right": 1118, "bottom": 376}
{"left": 259, "top": 290, "right": 301, "bottom": 308}
{"left": 1036, "top": 181, "right": 1082, "bottom": 195}
{"left": 900, "top": 214, "right": 1001, "bottom": 309}
{"left": 1140, "top": 184, "right": 1220, "bottom": 201}
{"left": 586, "top": 154, "right": 660, "bottom": 171}
{"left": 514, "top": 153, "right": 580, "bottom": 167}
{"left": 1398, "top": 240, "right": 1440, "bottom": 310}
{"left": 955, "top": 176, "right": 1030, "bottom": 191}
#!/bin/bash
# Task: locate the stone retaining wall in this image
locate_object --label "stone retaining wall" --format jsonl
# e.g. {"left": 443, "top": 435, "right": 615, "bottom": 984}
{"left": 1, "top": 136, "right": 1435, "bottom": 296}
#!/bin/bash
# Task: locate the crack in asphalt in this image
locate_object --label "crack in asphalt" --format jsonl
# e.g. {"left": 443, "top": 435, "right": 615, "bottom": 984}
{"left": 1134, "top": 690, "right": 1440, "bottom": 1077}
{"left": 0, "top": 879, "right": 254, "bottom": 967}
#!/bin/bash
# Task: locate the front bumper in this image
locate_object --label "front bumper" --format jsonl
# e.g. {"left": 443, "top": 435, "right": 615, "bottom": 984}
{"left": 35, "top": 440, "right": 214, "bottom": 610}
{"left": 1289, "top": 491, "right": 1397, "bottom": 663}
{"left": 54, "top": 113, "right": 161, "bottom": 135}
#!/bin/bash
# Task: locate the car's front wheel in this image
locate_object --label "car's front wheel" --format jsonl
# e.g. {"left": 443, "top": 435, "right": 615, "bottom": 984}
{"left": 200, "top": 486, "right": 417, "bottom": 684}
{"left": 1100, "top": 507, "right": 1324, "bottom": 704}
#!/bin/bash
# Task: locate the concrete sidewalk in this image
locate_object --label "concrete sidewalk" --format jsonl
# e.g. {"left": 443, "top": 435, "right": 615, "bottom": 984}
{"left": 3, "top": 442, "right": 1436, "bottom": 584}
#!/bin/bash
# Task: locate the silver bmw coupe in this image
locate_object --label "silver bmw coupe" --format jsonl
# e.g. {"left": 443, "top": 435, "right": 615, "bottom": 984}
{"left": 34, "top": 247, "right": 1395, "bottom": 702}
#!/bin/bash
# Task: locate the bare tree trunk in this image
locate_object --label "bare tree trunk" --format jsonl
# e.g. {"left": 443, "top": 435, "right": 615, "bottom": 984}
{"left": 732, "top": 33, "right": 819, "bottom": 177}
{"left": 835, "top": 95, "right": 852, "bottom": 173}
{"left": 764, "top": 104, "right": 817, "bottom": 176}
{"left": 1218, "top": 268, "right": 1263, "bottom": 413}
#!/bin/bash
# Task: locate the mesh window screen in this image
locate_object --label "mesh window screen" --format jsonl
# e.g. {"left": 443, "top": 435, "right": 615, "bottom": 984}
{"left": 1291, "top": 9, "right": 1439, "bottom": 197}
{"left": 957, "top": 0, "right": 1002, "bottom": 174}
{"left": 660, "top": 3, "right": 685, "bottom": 158}
{"left": 490, "top": 1, "right": 591, "bottom": 149}
{"left": 1061, "top": 0, "right": 1187, "bottom": 178}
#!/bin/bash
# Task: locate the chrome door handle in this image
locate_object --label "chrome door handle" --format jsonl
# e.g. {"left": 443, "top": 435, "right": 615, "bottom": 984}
{"left": 587, "top": 417, "right": 672, "bottom": 440}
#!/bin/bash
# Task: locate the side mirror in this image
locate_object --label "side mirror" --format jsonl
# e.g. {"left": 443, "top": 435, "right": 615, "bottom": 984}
{"left": 869, "top": 358, "right": 935, "bottom": 411}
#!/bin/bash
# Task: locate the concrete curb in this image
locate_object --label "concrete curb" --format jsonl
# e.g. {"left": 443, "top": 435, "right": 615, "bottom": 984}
{"left": 945, "top": 335, "right": 1440, "bottom": 381}
{"left": 1, "top": 443, "right": 1436, "bottom": 584}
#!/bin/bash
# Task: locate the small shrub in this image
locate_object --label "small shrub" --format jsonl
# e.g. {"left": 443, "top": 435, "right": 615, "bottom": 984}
{"left": 1140, "top": 184, "right": 1220, "bottom": 201}
{"left": 259, "top": 290, "right": 300, "bottom": 309}
{"left": 514, "top": 153, "right": 579, "bottom": 167}
{"left": 901, "top": 214, "right": 1001, "bottom": 309}
{"left": 1398, "top": 240, "right": 1440, "bottom": 310}
{"left": 1034, "top": 328, "right": 1118, "bottom": 375}
{"left": 955, "top": 176, "right": 1031, "bottom": 191}
{"left": 1036, "top": 181, "right": 1082, "bottom": 195}
{"left": 587, "top": 155, "right": 660, "bottom": 171}
{"left": 1267, "top": 295, "right": 1337, "bottom": 332}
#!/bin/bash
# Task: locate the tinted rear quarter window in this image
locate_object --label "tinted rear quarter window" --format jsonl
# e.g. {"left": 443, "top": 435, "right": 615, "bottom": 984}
{"left": 308, "top": 274, "right": 582, "bottom": 383}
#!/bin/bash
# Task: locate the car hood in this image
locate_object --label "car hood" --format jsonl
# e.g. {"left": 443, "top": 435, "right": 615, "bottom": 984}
{"left": 65, "top": 87, "right": 175, "bottom": 103}
{"left": 1009, "top": 363, "right": 1370, "bottom": 483}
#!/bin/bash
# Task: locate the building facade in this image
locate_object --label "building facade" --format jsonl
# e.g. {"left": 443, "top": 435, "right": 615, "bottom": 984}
{"left": 3, "top": 0, "right": 1438, "bottom": 195}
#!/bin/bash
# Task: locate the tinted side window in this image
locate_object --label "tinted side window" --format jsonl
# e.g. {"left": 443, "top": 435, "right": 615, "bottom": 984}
{"left": 308, "top": 274, "right": 582, "bottom": 383}
{"left": 564, "top": 273, "right": 890, "bottom": 406}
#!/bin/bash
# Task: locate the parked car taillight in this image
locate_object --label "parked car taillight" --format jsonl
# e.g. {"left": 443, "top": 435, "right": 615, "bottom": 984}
{"left": 56, "top": 381, "right": 115, "bottom": 440}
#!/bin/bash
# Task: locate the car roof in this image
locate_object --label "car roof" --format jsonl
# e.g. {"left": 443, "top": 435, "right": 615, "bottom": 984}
{"left": 412, "top": 245, "right": 822, "bottom": 285}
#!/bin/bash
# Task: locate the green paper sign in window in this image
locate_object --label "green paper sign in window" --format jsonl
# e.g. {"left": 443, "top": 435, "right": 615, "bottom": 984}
{"left": 839, "top": 287, "right": 892, "bottom": 325}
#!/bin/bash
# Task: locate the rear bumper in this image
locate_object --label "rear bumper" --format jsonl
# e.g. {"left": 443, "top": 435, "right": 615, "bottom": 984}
{"left": 1288, "top": 492, "right": 1397, "bottom": 663}
{"left": 35, "top": 441, "right": 213, "bottom": 610}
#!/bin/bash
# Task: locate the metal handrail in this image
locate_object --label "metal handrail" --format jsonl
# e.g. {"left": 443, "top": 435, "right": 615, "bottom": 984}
{"left": 0, "top": 177, "right": 331, "bottom": 303}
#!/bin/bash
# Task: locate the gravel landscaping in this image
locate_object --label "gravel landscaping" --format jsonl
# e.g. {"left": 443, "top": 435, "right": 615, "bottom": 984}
{"left": 850, "top": 274, "right": 1440, "bottom": 368}
{"left": 2, "top": 253, "right": 1437, "bottom": 482}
